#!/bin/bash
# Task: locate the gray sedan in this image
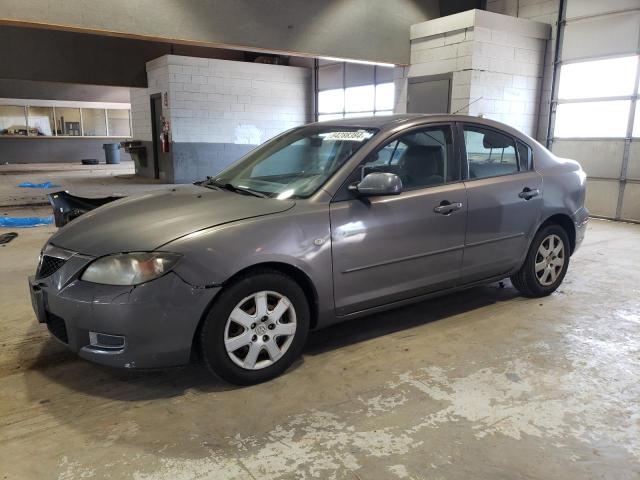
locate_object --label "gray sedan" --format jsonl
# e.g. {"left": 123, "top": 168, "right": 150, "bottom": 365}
{"left": 29, "top": 115, "right": 588, "bottom": 385}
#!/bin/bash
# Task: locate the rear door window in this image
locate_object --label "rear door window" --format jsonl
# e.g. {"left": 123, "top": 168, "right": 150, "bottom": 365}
{"left": 463, "top": 125, "right": 518, "bottom": 179}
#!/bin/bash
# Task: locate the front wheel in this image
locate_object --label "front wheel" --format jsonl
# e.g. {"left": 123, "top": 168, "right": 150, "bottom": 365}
{"left": 511, "top": 224, "right": 570, "bottom": 298}
{"left": 199, "top": 270, "right": 310, "bottom": 385}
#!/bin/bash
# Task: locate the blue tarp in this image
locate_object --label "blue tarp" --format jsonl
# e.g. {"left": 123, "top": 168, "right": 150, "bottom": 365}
{"left": 17, "top": 181, "right": 60, "bottom": 188}
{"left": 0, "top": 216, "right": 54, "bottom": 228}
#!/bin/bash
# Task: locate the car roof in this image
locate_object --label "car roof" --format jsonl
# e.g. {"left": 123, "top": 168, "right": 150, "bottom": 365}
{"left": 311, "top": 114, "right": 425, "bottom": 128}
{"left": 310, "top": 114, "right": 533, "bottom": 142}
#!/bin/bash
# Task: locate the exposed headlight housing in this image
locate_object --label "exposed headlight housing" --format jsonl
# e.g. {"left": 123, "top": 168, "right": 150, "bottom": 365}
{"left": 81, "top": 252, "right": 182, "bottom": 286}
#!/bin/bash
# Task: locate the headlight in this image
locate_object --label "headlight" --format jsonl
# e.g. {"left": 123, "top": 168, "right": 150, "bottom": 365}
{"left": 81, "top": 252, "right": 182, "bottom": 286}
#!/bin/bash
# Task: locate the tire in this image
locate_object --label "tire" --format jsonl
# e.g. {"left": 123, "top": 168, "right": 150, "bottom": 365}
{"left": 510, "top": 223, "right": 571, "bottom": 298}
{"left": 199, "top": 269, "right": 310, "bottom": 385}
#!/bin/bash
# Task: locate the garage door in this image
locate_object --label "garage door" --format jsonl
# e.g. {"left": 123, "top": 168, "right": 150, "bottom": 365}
{"left": 549, "top": 0, "right": 640, "bottom": 222}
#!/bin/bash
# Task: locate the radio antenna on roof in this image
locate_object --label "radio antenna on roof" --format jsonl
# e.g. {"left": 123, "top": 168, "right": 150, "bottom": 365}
{"left": 452, "top": 96, "right": 483, "bottom": 115}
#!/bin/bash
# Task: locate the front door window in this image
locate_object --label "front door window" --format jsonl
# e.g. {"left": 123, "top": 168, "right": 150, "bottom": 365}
{"left": 358, "top": 125, "right": 459, "bottom": 190}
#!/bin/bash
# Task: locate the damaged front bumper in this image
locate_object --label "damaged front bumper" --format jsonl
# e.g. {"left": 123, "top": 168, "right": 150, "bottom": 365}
{"left": 28, "top": 246, "right": 220, "bottom": 369}
{"left": 48, "top": 191, "right": 123, "bottom": 227}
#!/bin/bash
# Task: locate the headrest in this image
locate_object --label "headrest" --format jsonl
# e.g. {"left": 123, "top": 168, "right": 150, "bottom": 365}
{"left": 482, "top": 131, "right": 512, "bottom": 149}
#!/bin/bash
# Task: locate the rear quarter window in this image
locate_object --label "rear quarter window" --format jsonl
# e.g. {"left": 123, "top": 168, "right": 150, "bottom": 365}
{"left": 517, "top": 141, "right": 533, "bottom": 171}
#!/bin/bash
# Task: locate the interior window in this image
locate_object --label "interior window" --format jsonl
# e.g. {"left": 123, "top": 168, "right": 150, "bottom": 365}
{"left": 360, "top": 126, "right": 456, "bottom": 191}
{"left": 517, "top": 141, "right": 532, "bottom": 171}
{"left": 463, "top": 125, "right": 518, "bottom": 179}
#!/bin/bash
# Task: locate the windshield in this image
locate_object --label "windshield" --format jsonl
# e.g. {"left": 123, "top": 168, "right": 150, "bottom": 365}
{"left": 209, "top": 126, "right": 377, "bottom": 199}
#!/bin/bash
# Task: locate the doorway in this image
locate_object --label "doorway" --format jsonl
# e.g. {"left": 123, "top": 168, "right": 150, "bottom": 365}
{"left": 407, "top": 74, "right": 452, "bottom": 114}
{"left": 150, "top": 94, "right": 162, "bottom": 179}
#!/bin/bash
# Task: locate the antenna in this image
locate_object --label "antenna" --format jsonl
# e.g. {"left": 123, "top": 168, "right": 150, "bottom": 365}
{"left": 452, "top": 96, "right": 483, "bottom": 115}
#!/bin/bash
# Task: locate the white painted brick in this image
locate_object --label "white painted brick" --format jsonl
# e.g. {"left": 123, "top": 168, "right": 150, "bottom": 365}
{"left": 174, "top": 91, "right": 191, "bottom": 102}
{"left": 504, "top": 87, "right": 530, "bottom": 101}
{"left": 408, "top": 58, "right": 458, "bottom": 77}
{"left": 451, "top": 84, "right": 471, "bottom": 99}
{"left": 506, "top": 33, "right": 545, "bottom": 50}
{"left": 494, "top": 100, "right": 512, "bottom": 113}
{"left": 207, "top": 76, "right": 225, "bottom": 85}
{"left": 512, "top": 61, "right": 540, "bottom": 77}
{"left": 514, "top": 48, "right": 541, "bottom": 64}
{"left": 509, "top": 101, "right": 527, "bottom": 114}
{"left": 451, "top": 98, "right": 470, "bottom": 114}
{"left": 457, "top": 56, "right": 473, "bottom": 71}
{"left": 453, "top": 70, "right": 472, "bottom": 85}
{"left": 464, "top": 28, "right": 474, "bottom": 41}
{"left": 489, "top": 57, "right": 511, "bottom": 73}
{"left": 174, "top": 73, "right": 191, "bottom": 83}
{"left": 470, "top": 84, "right": 504, "bottom": 100}
{"left": 472, "top": 55, "right": 491, "bottom": 71}
{"left": 475, "top": 42, "right": 514, "bottom": 60}
{"left": 475, "top": 98, "right": 496, "bottom": 113}
{"left": 491, "top": 29, "right": 509, "bottom": 45}
{"left": 524, "top": 102, "right": 538, "bottom": 115}
{"left": 413, "top": 43, "right": 461, "bottom": 63}
{"left": 512, "top": 75, "right": 529, "bottom": 89}
{"left": 410, "top": 50, "right": 428, "bottom": 64}
{"left": 223, "top": 77, "right": 252, "bottom": 87}
{"left": 445, "top": 29, "right": 466, "bottom": 45}
{"left": 457, "top": 42, "right": 474, "bottom": 57}
{"left": 519, "top": 0, "right": 558, "bottom": 19}
{"left": 473, "top": 26, "right": 492, "bottom": 42}
{"left": 182, "top": 83, "right": 201, "bottom": 93}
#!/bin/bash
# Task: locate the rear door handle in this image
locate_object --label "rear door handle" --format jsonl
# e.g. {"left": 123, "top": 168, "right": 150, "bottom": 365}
{"left": 519, "top": 187, "right": 540, "bottom": 200}
{"left": 434, "top": 200, "right": 463, "bottom": 215}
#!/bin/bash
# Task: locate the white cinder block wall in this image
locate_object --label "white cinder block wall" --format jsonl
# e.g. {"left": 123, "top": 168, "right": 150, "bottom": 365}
{"left": 161, "top": 55, "right": 310, "bottom": 144}
{"left": 130, "top": 87, "right": 153, "bottom": 142}
{"left": 130, "top": 55, "right": 312, "bottom": 182}
{"left": 487, "top": 0, "right": 560, "bottom": 143}
{"left": 407, "top": 9, "right": 550, "bottom": 138}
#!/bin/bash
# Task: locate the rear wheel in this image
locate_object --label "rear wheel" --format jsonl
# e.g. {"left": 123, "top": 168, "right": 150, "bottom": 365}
{"left": 199, "top": 270, "right": 309, "bottom": 385}
{"left": 511, "top": 224, "right": 570, "bottom": 298}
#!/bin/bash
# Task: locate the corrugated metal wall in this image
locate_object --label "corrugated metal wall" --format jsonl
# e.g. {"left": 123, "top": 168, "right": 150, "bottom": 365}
{"left": 549, "top": 0, "right": 640, "bottom": 222}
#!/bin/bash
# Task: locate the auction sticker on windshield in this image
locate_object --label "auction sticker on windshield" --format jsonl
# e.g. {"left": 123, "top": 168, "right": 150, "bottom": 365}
{"left": 322, "top": 130, "right": 373, "bottom": 142}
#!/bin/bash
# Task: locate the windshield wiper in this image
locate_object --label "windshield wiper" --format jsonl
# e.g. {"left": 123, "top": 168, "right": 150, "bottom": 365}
{"left": 195, "top": 179, "right": 218, "bottom": 190}
{"left": 211, "top": 180, "right": 268, "bottom": 198}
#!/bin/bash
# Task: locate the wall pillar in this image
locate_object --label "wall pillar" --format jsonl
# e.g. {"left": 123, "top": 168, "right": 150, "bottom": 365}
{"left": 407, "top": 9, "right": 551, "bottom": 138}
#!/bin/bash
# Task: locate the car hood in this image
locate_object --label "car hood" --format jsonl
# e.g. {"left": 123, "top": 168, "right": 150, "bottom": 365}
{"left": 49, "top": 185, "right": 295, "bottom": 256}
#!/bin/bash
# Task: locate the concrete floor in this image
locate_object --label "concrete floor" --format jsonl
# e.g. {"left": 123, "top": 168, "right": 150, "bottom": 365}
{"left": 0, "top": 162, "right": 170, "bottom": 207}
{"left": 0, "top": 217, "right": 639, "bottom": 479}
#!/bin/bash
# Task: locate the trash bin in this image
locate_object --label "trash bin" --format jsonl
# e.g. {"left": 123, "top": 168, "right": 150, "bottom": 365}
{"left": 103, "top": 143, "right": 121, "bottom": 164}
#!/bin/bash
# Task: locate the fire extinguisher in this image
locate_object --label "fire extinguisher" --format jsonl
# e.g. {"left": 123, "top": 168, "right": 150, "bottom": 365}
{"left": 160, "top": 117, "right": 170, "bottom": 153}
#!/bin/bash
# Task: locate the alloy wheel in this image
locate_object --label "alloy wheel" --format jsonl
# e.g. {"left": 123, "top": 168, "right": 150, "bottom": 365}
{"left": 535, "top": 234, "right": 565, "bottom": 286}
{"left": 224, "top": 290, "right": 297, "bottom": 370}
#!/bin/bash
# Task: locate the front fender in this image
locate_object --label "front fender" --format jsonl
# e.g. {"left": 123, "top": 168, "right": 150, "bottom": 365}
{"left": 165, "top": 203, "right": 335, "bottom": 324}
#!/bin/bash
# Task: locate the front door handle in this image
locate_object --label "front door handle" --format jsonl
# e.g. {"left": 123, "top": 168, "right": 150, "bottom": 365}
{"left": 519, "top": 187, "right": 540, "bottom": 200}
{"left": 434, "top": 200, "right": 463, "bottom": 215}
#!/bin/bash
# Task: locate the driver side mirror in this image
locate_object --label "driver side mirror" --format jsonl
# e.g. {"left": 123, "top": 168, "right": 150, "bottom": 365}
{"left": 349, "top": 172, "right": 403, "bottom": 197}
